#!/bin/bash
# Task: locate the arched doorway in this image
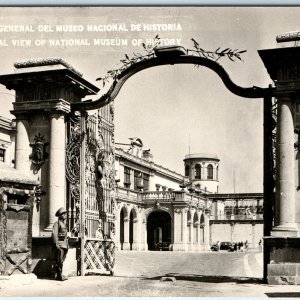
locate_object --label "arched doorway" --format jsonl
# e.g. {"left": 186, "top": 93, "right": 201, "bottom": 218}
{"left": 147, "top": 210, "right": 171, "bottom": 251}
{"left": 120, "top": 207, "right": 128, "bottom": 250}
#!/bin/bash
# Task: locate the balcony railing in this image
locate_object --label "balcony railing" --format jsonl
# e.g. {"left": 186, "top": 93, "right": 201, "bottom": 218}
{"left": 115, "top": 188, "right": 207, "bottom": 209}
{"left": 116, "top": 187, "right": 141, "bottom": 203}
{"left": 142, "top": 191, "right": 175, "bottom": 201}
{"left": 210, "top": 213, "right": 263, "bottom": 221}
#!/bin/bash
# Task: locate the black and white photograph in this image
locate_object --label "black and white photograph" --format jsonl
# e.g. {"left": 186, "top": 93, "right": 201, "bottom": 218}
{"left": 0, "top": 5, "right": 300, "bottom": 297}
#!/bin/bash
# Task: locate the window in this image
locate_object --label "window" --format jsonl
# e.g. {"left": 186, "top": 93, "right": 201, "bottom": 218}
{"left": 207, "top": 164, "right": 213, "bottom": 180}
{"left": 195, "top": 164, "right": 201, "bottom": 179}
{"left": 185, "top": 165, "right": 190, "bottom": 177}
{"left": 216, "top": 166, "right": 219, "bottom": 180}
{"left": 124, "top": 167, "right": 131, "bottom": 187}
{"left": 0, "top": 148, "right": 5, "bottom": 162}
{"left": 134, "top": 170, "right": 141, "bottom": 190}
{"left": 143, "top": 174, "right": 149, "bottom": 191}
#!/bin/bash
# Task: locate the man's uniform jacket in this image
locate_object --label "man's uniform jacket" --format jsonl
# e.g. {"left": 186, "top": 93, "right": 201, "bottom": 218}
{"left": 52, "top": 220, "right": 68, "bottom": 249}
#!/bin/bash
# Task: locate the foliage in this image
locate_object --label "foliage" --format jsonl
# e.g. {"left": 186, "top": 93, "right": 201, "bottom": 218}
{"left": 96, "top": 35, "right": 161, "bottom": 87}
{"left": 96, "top": 35, "right": 247, "bottom": 87}
{"left": 190, "top": 38, "right": 247, "bottom": 62}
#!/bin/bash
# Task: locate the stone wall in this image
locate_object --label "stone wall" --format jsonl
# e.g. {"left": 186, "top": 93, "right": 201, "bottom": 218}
{"left": 210, "top": 221, "right": 263, "bottom": 248}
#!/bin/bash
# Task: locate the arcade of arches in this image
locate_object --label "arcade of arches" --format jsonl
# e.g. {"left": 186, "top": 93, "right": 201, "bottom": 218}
{"left": 116, "top": 202, "right": 210, "bottom": 252}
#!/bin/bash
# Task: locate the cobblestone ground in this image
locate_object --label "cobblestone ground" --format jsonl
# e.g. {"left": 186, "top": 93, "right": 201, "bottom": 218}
{"left": 114, "top": 250, "right": 263, "bottom": 278}
{"left": 2, "top": 250, "right": 300, "bottom": 297}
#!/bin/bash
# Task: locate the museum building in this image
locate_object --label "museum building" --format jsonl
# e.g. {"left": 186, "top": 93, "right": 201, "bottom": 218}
{"left": 114, "top": 139, "right": 263, "bottom": 251}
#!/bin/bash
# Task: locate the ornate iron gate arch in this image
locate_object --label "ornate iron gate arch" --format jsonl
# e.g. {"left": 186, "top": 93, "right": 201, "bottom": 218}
{"left": 69, "top": 44, "right": 275, "bottom": 279}
{"left": 72, "top": 47, "right": 273, "bottom": 112}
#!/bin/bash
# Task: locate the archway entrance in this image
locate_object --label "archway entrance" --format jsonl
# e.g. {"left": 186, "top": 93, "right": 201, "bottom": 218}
{"left": 147, "top": 210, "right": 171, "bottom": 251}
{"left": 69, "top": 44, "right": 274, "bottom": 280}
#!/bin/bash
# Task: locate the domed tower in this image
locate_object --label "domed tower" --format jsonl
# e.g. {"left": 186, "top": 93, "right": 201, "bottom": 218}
{"left": 184, "top": 153, "right": 220, "bottom": 193}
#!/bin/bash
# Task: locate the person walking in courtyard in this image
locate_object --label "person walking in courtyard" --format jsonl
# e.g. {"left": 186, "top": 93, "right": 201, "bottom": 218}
{"left": 52, "top": 207, "right": 69, "bottom": 281}
{"left": 245, "top": 240, "right": 249, "bottom": 251}
{"left": 258, "top": 239, "right": 262, "bottom": 251}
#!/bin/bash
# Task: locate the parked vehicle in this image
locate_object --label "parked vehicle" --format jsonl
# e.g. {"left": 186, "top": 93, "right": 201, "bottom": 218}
{"left": 156, "top": 242, "right": 171, "bottom": 251}
{"left": 210, "top": 242, "right": 220, "bottom": 251}
{"left": 219, "top": 241, "right": 234, "bottom": 252}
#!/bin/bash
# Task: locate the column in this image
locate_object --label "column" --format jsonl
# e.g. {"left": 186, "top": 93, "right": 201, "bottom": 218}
{"left": 203, "top": 210, "right": 210, "bottom": 250}
{"left": 132, "top": 219, "right": 138, "bottom": 250}
{"left": 197, "top": 223, "right": 201, "bottom": 251}
{"left": 182, "top": 208, "right": 188, "bottom": 251}
{"left": 143, "top": 219, "right": 148, "bottom": 251}
{"left": 172, "top": 208, "right": 183, "bottom": 251}
{"left": 15, "top": 118, "right": 30, "bottom": 172}
{"left": 123, "top": 217, "right": 130, "bottom": 250}
{"left": 46, "top": 113, "right": 66, "bottom": 230}
{"left": 136, "top": 212, "right": 141, "bottom": 251}
{"left": 115, "top": 206, "right": 120, "bottom": 250}
{"left": 272, "top": 96, "right": 298, "bottom": 236}
{"left": 203, "top": 163, "right": 207, "bottom": 179}
{"left": 189, "top": 221, "right": 194, "bottom": 251}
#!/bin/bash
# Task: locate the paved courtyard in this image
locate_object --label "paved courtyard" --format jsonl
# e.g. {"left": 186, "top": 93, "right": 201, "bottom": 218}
{"left": 1, "top": 251, "right": 300, "bottom": 297}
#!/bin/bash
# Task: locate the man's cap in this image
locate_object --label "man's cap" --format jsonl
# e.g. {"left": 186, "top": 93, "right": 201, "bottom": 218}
{"left": 55, "top": 207, "right": 67, "bottom": 217}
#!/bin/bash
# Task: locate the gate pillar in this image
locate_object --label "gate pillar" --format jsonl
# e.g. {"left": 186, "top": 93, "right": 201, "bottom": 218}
{"left": 273, "top": 95, "right": 298, "bottom": 235}
{"left": 15, "top": 118, "right": 30, "bottom": 173}
{"left": 0, "top": 59, "right": 99, "bottom": 236}
{"left": 259, "top": 32, "right": 300, "bottom": 284}
{"left": 46, "top": 113, "right": 67, "bottom": 231}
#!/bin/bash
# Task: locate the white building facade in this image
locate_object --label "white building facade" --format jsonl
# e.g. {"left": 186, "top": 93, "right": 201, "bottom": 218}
{"left": 114, "top": 143, "right": 210, "bottom": 251}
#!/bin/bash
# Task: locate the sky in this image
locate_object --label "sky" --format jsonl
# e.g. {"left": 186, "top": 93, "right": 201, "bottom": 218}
{"left": 0, "top": 6, "right": 299, "bottom": 193}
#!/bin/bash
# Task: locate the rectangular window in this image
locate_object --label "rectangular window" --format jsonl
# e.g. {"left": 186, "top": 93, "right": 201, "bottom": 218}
{"left": 143, "top": 174, "right": 149, "bottom": 191}
{"left": 134, "top": 170, "right": 140, "bottom": 190}
{"left": 124, "top": 167, "right": 131, "bottom": 187}
{"left": 0, "top": 148, "right": 5, "bottom": 162}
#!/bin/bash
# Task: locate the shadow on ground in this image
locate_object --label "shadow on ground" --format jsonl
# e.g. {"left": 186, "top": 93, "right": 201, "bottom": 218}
{"left": 265, "top": 293, "right": 300, "bottom": 298}
{"left": 141, "top": 273, "right": 264, "bottom": 284}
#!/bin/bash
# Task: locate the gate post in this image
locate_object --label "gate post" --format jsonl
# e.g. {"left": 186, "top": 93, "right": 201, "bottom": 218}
{"left": 0, "top": 60, "right": 100, "bottom": 278}
{"left": 46, "top": 113, "right": 67, "bottom": 231}
{"left": 263, "top": 92, "right": 273, "bottom": 282}
{"left": 79, "top": 111, "right": 87, "bottom": 276}
{"left": 259, "top": 32, "right": 300, "bottom": 284}
{"left": 15, "top": 118, "right": 30, "bottom": 173}
{"left": 273, "top": 95, "right": 298, "bottom": 234}
{"left": 0, "top": 60, "right": 99, "bottom": 236}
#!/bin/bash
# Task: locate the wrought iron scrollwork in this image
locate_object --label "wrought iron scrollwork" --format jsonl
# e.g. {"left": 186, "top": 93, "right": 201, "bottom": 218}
{"left": 66, "top": 113, "right": 81, "bottom": 234}
{"left": 271, "top": 99, "right": 277, "bottom": 182}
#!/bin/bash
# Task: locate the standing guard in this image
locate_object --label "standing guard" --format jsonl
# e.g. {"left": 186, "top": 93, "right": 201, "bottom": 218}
{"left": 52, "top": 207, "right": 69, "bottom": 281}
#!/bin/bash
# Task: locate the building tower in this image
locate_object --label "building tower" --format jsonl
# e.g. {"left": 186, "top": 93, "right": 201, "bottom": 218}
{"left": 183, "top": 153, "right": 220, "bottom": 193}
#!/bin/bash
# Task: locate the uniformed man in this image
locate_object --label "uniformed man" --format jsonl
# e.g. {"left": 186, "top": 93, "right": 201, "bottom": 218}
{"left": 52, "top": 207, "right": 69, "bottom": 281}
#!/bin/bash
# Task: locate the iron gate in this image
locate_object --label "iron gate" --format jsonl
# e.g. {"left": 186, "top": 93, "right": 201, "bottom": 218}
{"left": 66, "top": 104, "right": 116, "bottom": 275}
